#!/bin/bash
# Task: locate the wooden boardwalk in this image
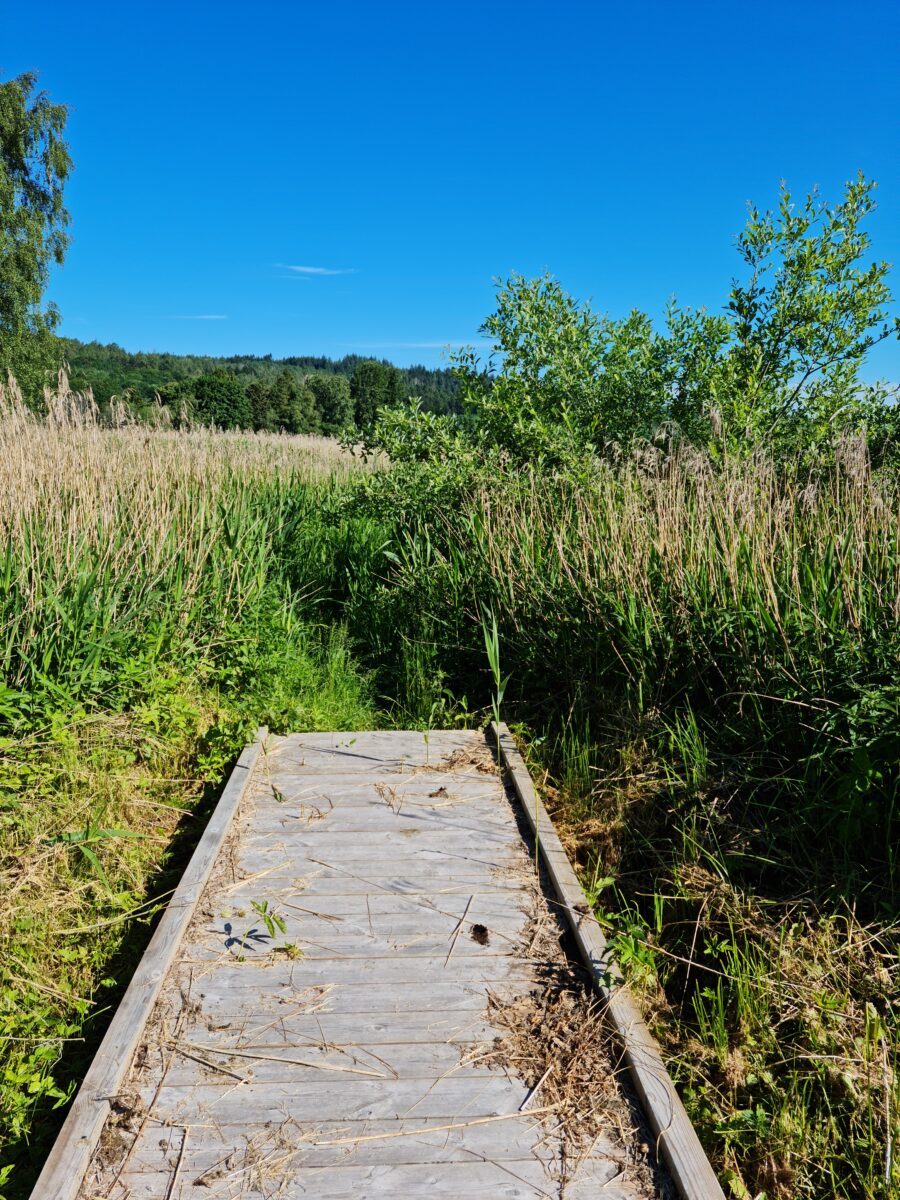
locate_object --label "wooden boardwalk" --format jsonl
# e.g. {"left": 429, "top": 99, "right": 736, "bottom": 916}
{"left": 35, "top": 729, "right": 724, "bottom": 1200}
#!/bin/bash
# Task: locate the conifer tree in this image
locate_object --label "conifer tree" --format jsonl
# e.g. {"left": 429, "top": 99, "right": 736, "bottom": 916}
{"left": 246, "top": 379, "right": 274, "bottom": 431}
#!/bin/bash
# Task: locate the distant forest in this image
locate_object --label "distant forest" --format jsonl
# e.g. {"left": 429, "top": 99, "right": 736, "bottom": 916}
{"left": 61, "top": 338, "right": 461, "bottom": 433}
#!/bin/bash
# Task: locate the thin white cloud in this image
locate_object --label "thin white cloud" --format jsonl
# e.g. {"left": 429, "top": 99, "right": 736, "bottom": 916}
{"left": 168, "top": 314, "right": 228, "bottom": 320}
{"left": 276, "top": 263, "right": 356, "bottom": 276}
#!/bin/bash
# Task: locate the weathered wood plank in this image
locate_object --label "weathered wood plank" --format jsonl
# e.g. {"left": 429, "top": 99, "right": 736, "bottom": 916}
{"left": 171, "top": 954, "right": 537, "bottom": 982}
{"left": 201, "top": 908, "right": 527, "bottom": 939}
{"left": 238, "top": 827, "right": 521, "bottom": 854}
{"left": 266, "top": 730, "right": 485, "bottom": 774}
{"left": 110, "top": 1123, "right": 630, "bottom": 1189}
{"left": 229, "top": 858, "right": 522, "bottom": 886}
{"left": 135, "top": 1073, "right": 535, "bottom": 1122}
{"left": 244, "top": 808, "right": 517, "bottom": 837}
{"left": 111, "top": 1155, "right": 633, "bottom": 1200}
{"left": 203, "top": 890, "right": 528, "bottom": 920}
{"left": 158, "top": 1045, "right": 507, "bottom": 1088}
{"left": 255, "top": 769, "right": 502, "bottom": 800}
{"left": 158, "top": 1010, "right": 497, "bottom": 1046}
{"left": 222, "top": 866, "right": 526, "bottom": 893}
{"left": 164, "top": 978, "right": 525, "bottom": 1015}
{"left": 118, "top": 1115, "right": 554, "bottom": 1167}
{"left": 240, "top": 832, "right": 517, "bottom": 859}
{"left": 184, "top": 920, "right": 527, "bottom": 960}
{"left": 201, "top": 903, "right": 527, "bottom": 931}
{"left": 189, "top": 927, "right": 526, "bottom": 963}
{"left": 228, "top": 870, "right": 520, "bottom": 897}
{"left": 246, "top": 827, "right": 516, "bottom": 855}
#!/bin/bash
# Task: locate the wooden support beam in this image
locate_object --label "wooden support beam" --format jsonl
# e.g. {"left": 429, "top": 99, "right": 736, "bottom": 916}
{"left": 28, "top": 729, "right": 267, "bottom": 1200}
{"left": 491, "top": 721, "right": 726, "bottom": 1200}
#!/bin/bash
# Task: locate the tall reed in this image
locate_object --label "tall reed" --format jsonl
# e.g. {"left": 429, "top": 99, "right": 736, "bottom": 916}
{"left": 0, "top": 374, "right": 361, "bottom": 714}
{"left": 337, "top": 440, "right": 900, "bottom": 1197}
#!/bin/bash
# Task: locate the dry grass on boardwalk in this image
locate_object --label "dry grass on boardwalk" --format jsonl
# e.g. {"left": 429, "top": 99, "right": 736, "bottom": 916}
{"left": 77, "top": 731, "right": 668, "bottom": 1200}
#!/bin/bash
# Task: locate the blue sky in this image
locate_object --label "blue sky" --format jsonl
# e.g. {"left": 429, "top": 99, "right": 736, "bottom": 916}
{"left": 4, "top": 0, "right": 899, "bottom": 374}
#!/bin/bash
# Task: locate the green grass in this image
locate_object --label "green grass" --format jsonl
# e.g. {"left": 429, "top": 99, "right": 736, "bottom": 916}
{"left": 0, "top": 383, "right": 376, "bottom": 1197}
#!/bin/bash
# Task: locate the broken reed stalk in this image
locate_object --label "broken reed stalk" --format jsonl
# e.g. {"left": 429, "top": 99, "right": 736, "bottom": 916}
{"left": 305, "top": 1106, "right": 559, "bottom": 1147}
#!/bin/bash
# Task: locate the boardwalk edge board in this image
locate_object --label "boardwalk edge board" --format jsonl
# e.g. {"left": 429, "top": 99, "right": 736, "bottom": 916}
{"left": 28, "top": 728, "right": 268, "bottom": 1200}
{"left": 492, "top": 721, "right": 726, "bottom": 1200}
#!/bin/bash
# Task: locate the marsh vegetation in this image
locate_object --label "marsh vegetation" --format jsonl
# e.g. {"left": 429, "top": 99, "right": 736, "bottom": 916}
{"left": 0, "top": 375, "right": 375, "bottom": 1193}
{"left": 0, "top": 81, "right": 898, "bottom": 1196}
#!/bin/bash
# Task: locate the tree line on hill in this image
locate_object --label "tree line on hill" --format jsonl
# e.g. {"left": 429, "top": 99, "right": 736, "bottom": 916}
{"left": 0, "top": 72, "right": 460, "bottom": 433}
{"left": 60, "top": 340, "right": 460, "bottom": 431}
{"left": 121, "top": 357, "right": 416, "bottom": 435}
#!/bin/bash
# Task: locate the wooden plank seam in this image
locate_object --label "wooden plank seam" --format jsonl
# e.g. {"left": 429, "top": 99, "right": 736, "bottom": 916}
{"left": 28, "top": 727, "right": 268, "bottom": 1200}
{"left": 491, "top": 721, "right": 726, "bottom": 1200}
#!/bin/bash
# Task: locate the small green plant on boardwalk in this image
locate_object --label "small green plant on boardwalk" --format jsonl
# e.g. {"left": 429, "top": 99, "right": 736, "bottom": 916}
{"left": 481, "top": 609, "right": 509, "bottom": 744}
{"left": 230, "top": 900, "right": 289, "bottom": 960}
{"left": 249, "top": 899, "right": 286, "bottom": 940}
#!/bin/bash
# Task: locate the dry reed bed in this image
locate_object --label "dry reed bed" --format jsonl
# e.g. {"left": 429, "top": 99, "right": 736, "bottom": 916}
{"left": 0, "top": 374, "right": 361, "bottom": 615}
{"left": 463, "top": 442, "right": 900, "bottom": 645}
{"left": 467, "top": 456, "right": 900, "bottom": 1198}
